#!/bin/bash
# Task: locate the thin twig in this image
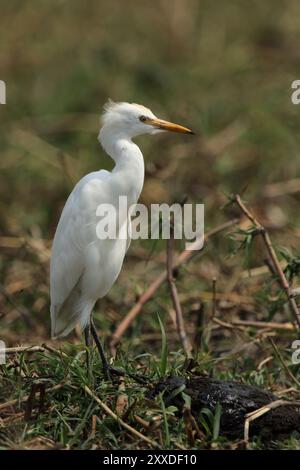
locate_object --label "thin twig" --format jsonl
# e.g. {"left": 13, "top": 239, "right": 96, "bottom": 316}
{"left": 41, "top": 343, "right": 69, "bottom": 358}
{"left": 84, "top": 385, "right": 160, "bottom": 448}
{"left": 244, "top": 399, "right": 300, "bottom": 442}
{"left": 0, "top": 344, "right": 68, "bottom": 358}
{"left": 166, "top": 230, "right": 192, "bottom": 359}
{"left": 212, "top": 277, "right": 217, "bottom": 319}
{"left": 110, "top": 218, "right": 239, "bottom": 352}
{"left": 212, "top": 317, "right": 245, "bottom": 331}
{"left": 91, "top": 415, "right": 97, "bottom": 439}
{"left": 234, "top": 194, "right": 300, "bottom": 328}
{"left": 1, "top": 346, "right": 46, "bottom": 355}
{"left": 232, "top": 320, "right": 294, "bottom": 331}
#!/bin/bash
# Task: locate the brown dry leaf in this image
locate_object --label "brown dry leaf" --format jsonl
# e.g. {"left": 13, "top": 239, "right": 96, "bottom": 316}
{"left": 183, "top": 405, "right": 195, "bottom": 446}
{"left": 115, "top": 378, "right": 128, "bottom": 417}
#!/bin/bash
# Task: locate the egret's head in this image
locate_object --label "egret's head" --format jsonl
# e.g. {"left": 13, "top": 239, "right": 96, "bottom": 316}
{"left": 101, "top": 100, "right": 193, "bottom": 139}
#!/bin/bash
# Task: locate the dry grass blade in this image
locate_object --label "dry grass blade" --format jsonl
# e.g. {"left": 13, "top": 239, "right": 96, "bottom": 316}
{"left": 84, "top": 385, "right": 160, "bottom": 449}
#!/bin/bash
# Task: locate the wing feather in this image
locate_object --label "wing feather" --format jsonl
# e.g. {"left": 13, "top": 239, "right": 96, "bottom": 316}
{"left": 50, "top": 170, "right": 110, "bottom": 337}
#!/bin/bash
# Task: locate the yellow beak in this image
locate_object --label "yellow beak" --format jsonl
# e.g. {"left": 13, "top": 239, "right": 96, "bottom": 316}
{"left": 145, "top": 117, "right": 194, "bottom": 134}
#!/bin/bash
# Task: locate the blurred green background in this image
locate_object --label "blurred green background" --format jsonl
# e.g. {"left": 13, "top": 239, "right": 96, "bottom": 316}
{"left": 1, "top": 0, "right": 300, "bottom": 344}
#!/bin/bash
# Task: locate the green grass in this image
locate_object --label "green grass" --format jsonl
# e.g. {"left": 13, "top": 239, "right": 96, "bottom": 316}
{"left": 1, "top": 327, "right": 300, "bottom": 450}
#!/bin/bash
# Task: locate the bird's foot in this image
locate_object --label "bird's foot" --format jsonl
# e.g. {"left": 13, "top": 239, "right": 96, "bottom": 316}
{"left": 103, "top": 365, "right": 148, "bottom": 385}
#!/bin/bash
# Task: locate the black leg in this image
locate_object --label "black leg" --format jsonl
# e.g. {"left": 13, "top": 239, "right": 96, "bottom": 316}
{"left": 90, "top": 318, "right": 112, "bottom": 380}
{"left": 90, "top": 318, "right": 148, "bottom": 384}
{"left": 84, "top": 322, "right": 92, "bottom": 372}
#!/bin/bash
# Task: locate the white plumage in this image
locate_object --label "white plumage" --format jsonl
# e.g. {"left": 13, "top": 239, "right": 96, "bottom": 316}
{"left": 50, "top": 101, "right": 192, "bottom": 340}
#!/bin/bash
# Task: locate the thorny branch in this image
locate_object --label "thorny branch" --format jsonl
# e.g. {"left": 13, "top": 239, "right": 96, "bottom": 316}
{"left": 234, "top": 194, "right": 300, "bottom": 329}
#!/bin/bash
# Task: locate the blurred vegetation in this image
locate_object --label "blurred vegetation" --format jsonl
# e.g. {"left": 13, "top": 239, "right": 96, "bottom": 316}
{"left": 1, "top": 0, "right": 300, "bottom": 450}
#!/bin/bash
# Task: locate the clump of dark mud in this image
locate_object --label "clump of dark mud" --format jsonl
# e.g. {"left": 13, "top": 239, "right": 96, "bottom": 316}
{"left": 149, "top": 376, "right": 300, "bottom": 440}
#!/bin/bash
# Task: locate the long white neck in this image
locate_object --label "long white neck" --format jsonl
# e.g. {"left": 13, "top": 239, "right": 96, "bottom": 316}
{"left": 99, "top": 125, "right": 145, "bottom": 204}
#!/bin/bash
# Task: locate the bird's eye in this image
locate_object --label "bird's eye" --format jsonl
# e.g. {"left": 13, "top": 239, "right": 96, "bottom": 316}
{"left": 139, "top": 115, "right": 147, "bottom": 122}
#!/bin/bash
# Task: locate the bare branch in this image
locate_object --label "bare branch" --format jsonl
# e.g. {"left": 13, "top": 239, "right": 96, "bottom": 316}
{"left": 166, "top": 230, "right": 193, "bottom": 359}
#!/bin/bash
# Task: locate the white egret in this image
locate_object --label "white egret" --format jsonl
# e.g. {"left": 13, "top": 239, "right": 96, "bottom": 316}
{"left": 50, "top": 100, "right": 193, "bottom": 378}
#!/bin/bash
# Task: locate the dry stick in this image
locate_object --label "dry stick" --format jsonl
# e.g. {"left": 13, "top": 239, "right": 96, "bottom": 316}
{"left": 91, "top": 415, "right": 97, "bottom": 439}
{"left": 166, "top": 232, "right": 193, "bottom": 359}
{"left": 110, "top": 218, "right": 239, "bottom": 352}
{"left": 231, "top": 320, "right": 294, "bottom": 331}
{"left": 134, "top": 414, "right": 162, "bottom": 433}
{"left": 234, "top": 195, "right": 300, "bottom": 329}
{"left": 41, "top": 343, "right": 69, "bottom": 358}
{"left": 212, "top": 317, "right": 245, "bottom": 332}
{"left": 0, "top": 345, "right": 46, "bottom": 355}
{"left": 244, "top": 399, "right": 300, "bottom": 442}
{"left": 0, "top": 344, "right": 68, "bottom": 358}
{"left": 212, "top": 277, "right": 217, "bottom": 319}
{"left": 84, "top": 385, "right": 160, "bottom": 449}
{"left": 268, "top": 338, "right": 300, "bottom": 389}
